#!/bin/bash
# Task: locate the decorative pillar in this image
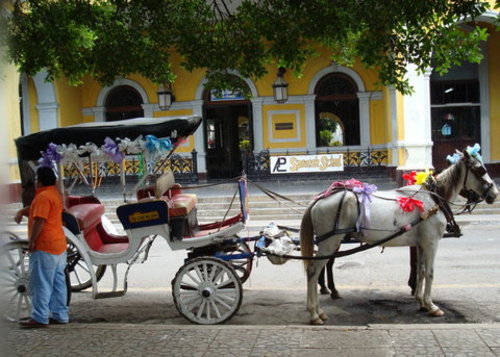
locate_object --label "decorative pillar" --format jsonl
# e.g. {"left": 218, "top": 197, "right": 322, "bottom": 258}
{"left": 36, "top": 102, "right": 59, "bottom": 130}
{"left": 250, "top": 98, "right": 264, "bottom": 152}
{"left": 397, "top": 65, "right": 433, "bottom": 176}
{"left": 357, "top": 92, "right": 371, "bottom": 147}
{"left": 303, "top": 94, "right": 316, "bottom": 151}
{"left": 190, "top": 100, "right": 206, "bottom": 178}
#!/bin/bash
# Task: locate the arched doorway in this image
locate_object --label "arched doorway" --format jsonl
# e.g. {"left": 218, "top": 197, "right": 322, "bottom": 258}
{"left": 203, "top": 85, "right": 253, "bottom": 179}
{"left": 105, "top": 85, "right": 144, "bottom": 121}
{"left": 430, "top": 62, "right": 480, "bottom": 171}
{"left": 314, "top": 73, "right": 360, "bottom": 147}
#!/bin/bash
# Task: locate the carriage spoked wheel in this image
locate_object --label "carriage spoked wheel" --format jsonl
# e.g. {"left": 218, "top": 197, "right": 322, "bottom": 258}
{"left": 0, "top": 238, "right": 31, "bottom": 322}
{"left": 172, "top": 257, "right": 243, "bottom": 324}
{"left": 223, "top": 241, "right": 253, "bottom": 284}
{"left": 66, "top": 241, "right": 106, "bottom": 292}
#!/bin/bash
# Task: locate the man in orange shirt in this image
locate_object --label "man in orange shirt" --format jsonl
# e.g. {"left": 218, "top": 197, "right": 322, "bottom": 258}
{"left": 15, "top": 166, "right": 68, "bottom": 328}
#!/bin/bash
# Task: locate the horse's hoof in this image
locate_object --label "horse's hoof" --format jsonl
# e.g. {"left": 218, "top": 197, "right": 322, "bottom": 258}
{"left": 319, "top": 288, "right": 329, "bottom": 295}
{"left": 429, "top": 308, "right": 445, "bottom": 317}
{"left": 330, "top": 292, "right": 341, "bottom": 300}
{"left": 319, "top": 313, "right": 328, "bottom": 321}
{"left": 310, "top": 318, "right": 324, "bottom": 325}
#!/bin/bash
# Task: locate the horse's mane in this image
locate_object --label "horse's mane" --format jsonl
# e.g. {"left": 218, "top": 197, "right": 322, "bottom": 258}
{"left": 434, "top": 161, "right": 464, "bottom": 200}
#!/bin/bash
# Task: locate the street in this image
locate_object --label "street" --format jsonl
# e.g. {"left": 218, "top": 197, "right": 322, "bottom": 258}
{"left": 65, "top": 224, "right": 500, "bottom": 326}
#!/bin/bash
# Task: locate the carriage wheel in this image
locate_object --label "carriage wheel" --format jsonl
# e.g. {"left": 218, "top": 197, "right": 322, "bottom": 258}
{"left": 172, "top": 257, "right": 243, "bottom": 325}
{"left": 223, "top": 242, "right": 253, "bottom": 284}
{"left": 0, "top": 240, "right": 31, "bottom": 322}
{"left": 66, "top": 241, "right": 106, "bottom": 292}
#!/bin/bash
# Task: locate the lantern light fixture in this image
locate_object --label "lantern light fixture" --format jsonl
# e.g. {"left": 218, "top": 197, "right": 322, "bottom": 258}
{"left": 157, "top": 83, "right": 174, "bottom": 111}
{"left": 272, "top": 67, "right": 288, "bottom": 104}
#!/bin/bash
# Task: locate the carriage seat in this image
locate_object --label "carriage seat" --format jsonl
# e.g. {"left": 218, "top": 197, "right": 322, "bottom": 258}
{"left": 66, "top": 203, "right": 105, "bottom": 232}
{"left": 66, "top": 203, "right": 129, "bottom": 253}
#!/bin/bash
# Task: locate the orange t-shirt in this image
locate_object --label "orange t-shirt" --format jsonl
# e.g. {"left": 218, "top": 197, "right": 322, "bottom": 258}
{"left": 28, "top": 185, "right": 66, "bottom": 255}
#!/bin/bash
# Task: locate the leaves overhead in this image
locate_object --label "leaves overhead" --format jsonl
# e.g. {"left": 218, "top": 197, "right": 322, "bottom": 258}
{"left": 3, "top": 0, "right": 496, "bottom": 93}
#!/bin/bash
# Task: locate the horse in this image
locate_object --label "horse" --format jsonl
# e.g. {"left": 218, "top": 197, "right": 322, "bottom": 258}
{"left": 300, "top": 148, "right": 498, "bottom": 325}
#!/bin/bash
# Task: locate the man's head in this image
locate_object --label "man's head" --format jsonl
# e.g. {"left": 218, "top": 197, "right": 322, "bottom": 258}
{"left": 36, "top": 166, "right": 57, "bottom": 187}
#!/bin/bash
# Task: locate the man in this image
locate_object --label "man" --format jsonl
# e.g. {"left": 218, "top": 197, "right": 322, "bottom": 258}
{"left": 15, "top": 166, "right": 68, "bottom": 328}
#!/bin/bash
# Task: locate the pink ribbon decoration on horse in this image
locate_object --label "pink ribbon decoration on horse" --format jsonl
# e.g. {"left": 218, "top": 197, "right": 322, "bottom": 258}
{"left": 397, "top": 196, "right": 425, "bottom": 213}
{"left": 352, "top": 183, "right": 377, "bottom": 232}
{"left": 315, "top": 178, "right": 364, "bottom": 199}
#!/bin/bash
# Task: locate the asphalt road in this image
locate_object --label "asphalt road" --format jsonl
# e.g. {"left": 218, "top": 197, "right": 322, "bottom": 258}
{"left": 66, "top": 224, "right": 500, "bottom": 326}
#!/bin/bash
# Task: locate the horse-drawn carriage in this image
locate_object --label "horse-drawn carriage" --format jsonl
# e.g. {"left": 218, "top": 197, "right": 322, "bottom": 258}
{"left": 2, "top": 116, "right": 257, "bottom": 324}
{"left": 1, "top": 114, "right": 497, "bottom": 326}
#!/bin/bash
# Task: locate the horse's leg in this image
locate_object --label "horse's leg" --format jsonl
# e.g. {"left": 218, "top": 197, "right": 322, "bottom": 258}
{"left": 408, "top": 247, "right": 417, "bottom": 295}
{"left": 326, "top": 257, "right": 340, "bottom": 300}
{"left": 414, "top": 245, "right": 426, "bottom": 310}
{"left": 306, "top": 258, "right": 329, "bottom": 325}
{"left": 421, "top": 243, "right": 444, "bottom": 316}
{"left": 318, "top": 266, "right": 329, "bottom": 295}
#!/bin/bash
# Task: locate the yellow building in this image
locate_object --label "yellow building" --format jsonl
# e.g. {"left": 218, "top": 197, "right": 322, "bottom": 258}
{"left": 3, "top": 8, "right": 500, "bottom": 202}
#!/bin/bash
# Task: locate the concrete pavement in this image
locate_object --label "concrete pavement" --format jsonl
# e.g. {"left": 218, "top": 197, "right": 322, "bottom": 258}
{"left": 4, "top": 322, "right": 500, "bottom": 356}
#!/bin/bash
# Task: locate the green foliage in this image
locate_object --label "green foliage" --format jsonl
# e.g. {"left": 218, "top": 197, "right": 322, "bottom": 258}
{"left": 4, "top": 0, "right": 495, "bottom": 93}
{"left": 319, "top": 117, "right": 338, "bottom": 133}
{"left": 319, "top": 130, "right": 332, "bottom": 147}
{"left": 239, "top": 139, "right": 251, "bottom": 151}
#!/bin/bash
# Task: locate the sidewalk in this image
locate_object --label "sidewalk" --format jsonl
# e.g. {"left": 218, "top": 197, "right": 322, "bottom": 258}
{"left": 4, "top": 322, "right": 500, "bottom": 356}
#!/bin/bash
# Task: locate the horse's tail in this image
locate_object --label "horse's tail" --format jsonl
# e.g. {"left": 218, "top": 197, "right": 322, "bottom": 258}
{"left": 300, "top": 203, "right": 315, "bottom": 271}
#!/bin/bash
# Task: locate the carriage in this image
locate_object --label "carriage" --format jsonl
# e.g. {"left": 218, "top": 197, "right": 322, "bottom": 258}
{"left": 2, "top": 115, "right": 497, "bottom": 326}
{"left": 1, "top": 115, "right": 259, "bottom": 325}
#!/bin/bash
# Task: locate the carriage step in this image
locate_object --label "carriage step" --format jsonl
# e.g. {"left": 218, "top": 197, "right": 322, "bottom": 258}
{"left": 94, "top": 291, "right": 126, "bottom": 299}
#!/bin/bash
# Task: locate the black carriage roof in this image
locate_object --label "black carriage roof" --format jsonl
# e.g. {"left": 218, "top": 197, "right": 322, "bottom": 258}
{"left": 15, "top": 116, "right": 202, "bottom": 161}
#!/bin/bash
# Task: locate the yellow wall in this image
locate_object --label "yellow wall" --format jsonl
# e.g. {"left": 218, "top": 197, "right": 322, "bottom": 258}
{"left": 56, "top": 80, "right": 83, "bottom": 127}
{"left": 2, "top": 65, "right": 22, "bottom": 182}
{"left": 488, "top": 29, "right": 500, "bottom": 161}
{"left": 262, "top": 104, "right": 306, "bottom": 149}
{"left": 370, "top": 99, "right": 387, "bottom": 145}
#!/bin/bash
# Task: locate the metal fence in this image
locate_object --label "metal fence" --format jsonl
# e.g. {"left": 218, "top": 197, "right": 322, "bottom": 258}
{"left": 62, "top": 150, "right": 199, "bottom": 185}
{"left": 241, "top": 148, "right": 389, "bottom": 180}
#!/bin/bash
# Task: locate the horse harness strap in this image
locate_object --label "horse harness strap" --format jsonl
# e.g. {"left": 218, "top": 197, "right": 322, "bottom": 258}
{"left": 315, "top": 189, "right": 358, "bottom": 243}
{"left": 424, "top": 180, "right": 462, "bottom": 238}
{"left": 269, "top": 205, "right": 441, "bottom": 261}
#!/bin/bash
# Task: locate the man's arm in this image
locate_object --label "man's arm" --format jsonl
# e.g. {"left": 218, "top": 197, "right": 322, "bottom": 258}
{"left": 14, "top": 206, "right": 30, "bottom": 224}
{"left": 29, "top": 217, "right": 46, "bottom": 252}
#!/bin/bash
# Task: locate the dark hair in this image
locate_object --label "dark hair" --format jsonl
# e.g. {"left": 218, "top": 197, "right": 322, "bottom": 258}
{"left": 36, "top": 166, "right": 57, "bottom": 186}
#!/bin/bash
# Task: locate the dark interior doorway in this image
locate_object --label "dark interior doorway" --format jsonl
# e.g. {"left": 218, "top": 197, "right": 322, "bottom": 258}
{"left": 203, "top": 104, "right": 252, "bottom": 179}
{"left": 105, "top": 85, "right": 144, "bottom": 122}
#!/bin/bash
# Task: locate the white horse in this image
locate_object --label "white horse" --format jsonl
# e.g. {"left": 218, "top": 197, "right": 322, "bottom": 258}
{"left": 300, "top": 149, "right": 498, "bottom": 325}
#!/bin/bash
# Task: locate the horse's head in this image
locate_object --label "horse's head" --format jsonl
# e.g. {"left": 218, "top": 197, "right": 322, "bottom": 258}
{"left": 461, "top": 149, "right": 498, "bottom": 204}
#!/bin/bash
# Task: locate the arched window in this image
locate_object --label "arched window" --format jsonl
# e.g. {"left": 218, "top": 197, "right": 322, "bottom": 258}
{"left": 314, "top": 73, "right": 359, "bottom": 147}
{"left": 105, "top": 85, "right": 144, "bottom": 121}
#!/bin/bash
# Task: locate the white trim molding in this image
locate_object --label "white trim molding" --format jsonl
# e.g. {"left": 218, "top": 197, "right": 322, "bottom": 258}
{"left": 33, "top": 70, "right": 58, "bottom": 130}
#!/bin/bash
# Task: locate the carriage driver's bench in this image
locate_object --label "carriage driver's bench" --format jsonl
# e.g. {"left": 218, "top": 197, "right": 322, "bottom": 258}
{"left": 136, "top": 171, "right": 199, "bottom": 241}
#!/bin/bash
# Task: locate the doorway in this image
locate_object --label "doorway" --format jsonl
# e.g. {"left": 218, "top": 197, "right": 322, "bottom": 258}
{"left": 204, "top": 104, "right": 252, "bottom": 179}
{"left": 430, "top": 63, "right": 481, "bottom": 172}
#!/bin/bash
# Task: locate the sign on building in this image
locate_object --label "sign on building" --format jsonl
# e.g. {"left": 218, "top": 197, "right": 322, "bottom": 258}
{"left": 270, "top": 153, "right": 344, "bottom": 174}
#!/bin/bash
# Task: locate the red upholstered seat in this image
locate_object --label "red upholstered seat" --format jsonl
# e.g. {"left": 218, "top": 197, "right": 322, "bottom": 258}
{"left": 168, "top": 193, "right": 198, "bottom": 217}
{"left": 67, "top": 204, "right": 105, "bottom": 232}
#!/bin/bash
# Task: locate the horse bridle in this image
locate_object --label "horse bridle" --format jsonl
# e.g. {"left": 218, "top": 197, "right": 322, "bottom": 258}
{"left": 459, "top": 157, "right": 494, "bottom": 207}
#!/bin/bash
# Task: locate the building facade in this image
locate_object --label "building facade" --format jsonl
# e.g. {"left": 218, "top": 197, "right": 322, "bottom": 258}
{"left": 3, "top": 9, "right": 500, "bottom": 202}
